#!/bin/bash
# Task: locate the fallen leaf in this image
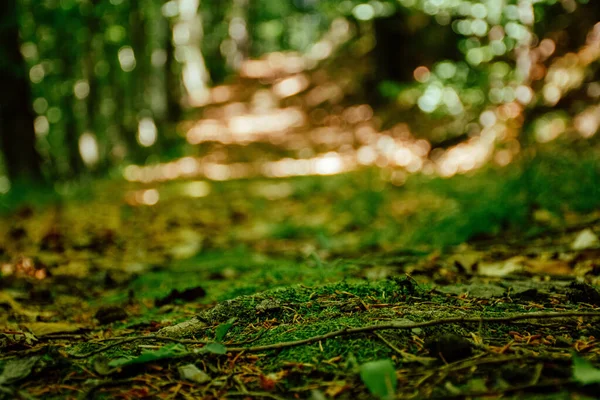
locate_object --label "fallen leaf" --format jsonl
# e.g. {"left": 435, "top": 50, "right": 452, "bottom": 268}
{"left": 0, "top": 356, "right": 40, "bottom": 386}
{"left": 22, "top": 322, "right": 85, "bottom": 337}
{"left": 201, "top": 342, "right": 227, "bottom": 355}
{"left": 0, "top": 293, "right": 41, "bottom": 319}
{"left": 525, "top": 259, "right": 572, "bottom": 275}
{"left": 157, "top": 316, "right": 207, "bottom": 338}
{"left": 178, "top": 364, "right": 211, "bottom": 384}
{"left": 478, "top": 256, "right": 526, "bottom": 277}
{"left": 359, "top": 359, "right": 397, "bottom": 399}
{"left": 310, "top": 390, "right": 327, "bottom": 400}
{"left": 572, "top": 353, "right": 600, "bottom": 385}
{"left": 108, "top": 343, "right": 188, "bottom": 367}
{"left": 572, "top": 229, "right": 600, "bottom": 250}
{"left": 324, "top": 381, "right": 349, "bottom": 397}
{"left": 215, "top": 318, "right": 236, "bottom": 342}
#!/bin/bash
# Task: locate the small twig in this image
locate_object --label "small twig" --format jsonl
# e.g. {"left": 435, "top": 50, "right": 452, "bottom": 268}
{"left": 373, "top": 332, "right": 434, "bottom": 365}
{"left": 232, "top": 375, "right": 248, "bottom": 394}
{"left": 529, "top": 362, "right": 544, "bottom": 385}
{"left": 225, "top": 311, "right": 600, "bottom": 353}
{"left": 91, "top": 335, "right": 209, "bottom": 344}
{"left": 228, "top": 329, "right": 268, "bottom": 345}
{"left": 440, "top": 354, "right": 526, "bottom": 372}
{"left": 40, "top": 334, "right": 90, "bottom": 340}
{"left": 69, "top": 337, "right": 143, "bottom": 359}
{"left": 70, "top": 311, "right": 600, "bottom": 360}
{"left": 69, "top": 335, "right": 210, "bottom": 359}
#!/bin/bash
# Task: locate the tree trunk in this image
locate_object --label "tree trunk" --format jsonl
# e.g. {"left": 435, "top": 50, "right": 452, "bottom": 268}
{"left": 61, "top": 53, "right": 85, "bottom": 177}
{"left": 0, "top": 0, "right": 43, "bottom": 182}
{"left": 164, "top": 18, "right": 182, "bottom": 123}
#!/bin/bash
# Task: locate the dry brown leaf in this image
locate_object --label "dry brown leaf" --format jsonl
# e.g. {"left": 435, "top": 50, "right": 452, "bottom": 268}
{"left": 325, "top": 381, "right": 350, "bottom": 397}
{"left": 22, "top": 322, "right": 85, "bottom": 337}
{"left": 572, "top": 229, "right": 600, "bottom": 250}
{"left": 524, "top": 259, "right": 572, "bottom": 275}
{"left": 0, "top": 292, "right": 43, "bottom": 320}
{"left": 478, "top": 256, "right": 526, "bottom": 277}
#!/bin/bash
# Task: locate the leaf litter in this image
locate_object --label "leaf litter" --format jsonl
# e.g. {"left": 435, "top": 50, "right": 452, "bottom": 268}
{"left": 1, "top": 170, "right": 600, "bottom": 399}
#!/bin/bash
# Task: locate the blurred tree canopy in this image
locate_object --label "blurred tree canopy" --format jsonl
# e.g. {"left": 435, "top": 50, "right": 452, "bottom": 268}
{"left": 0, "top": 0, "right": 598, "bottom": 186}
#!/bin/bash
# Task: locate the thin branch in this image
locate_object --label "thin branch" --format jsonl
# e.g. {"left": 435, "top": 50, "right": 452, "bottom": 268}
{"left": 91, "top": 336, "right": 210, "bottom": 344}
{"left": 69, "top": 311, "right": 600, "bottom": 359}
{"left": 225, "top": 311, "right": 600, "bottom": 353}
{"left": 69, "top": 335, "right": 210, "bottom": 359}
{"left": 373, "top": 332, "right": 434, "bottom": 365}
{"left": 228, "top": 329, "right": 268, "bottom": 345}
{"left": 440, "top": 354, "right": 527, "bottom": 371}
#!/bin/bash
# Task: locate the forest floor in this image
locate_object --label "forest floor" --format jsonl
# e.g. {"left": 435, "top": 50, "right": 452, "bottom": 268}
{"left": 2, "top": 164, "right": 600, "bottom": 400}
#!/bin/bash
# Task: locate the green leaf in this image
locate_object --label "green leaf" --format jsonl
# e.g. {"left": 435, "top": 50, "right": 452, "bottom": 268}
{"left": 202, "top": 342, "right": 227, "bottom": 355}
{"left": 108, "top": 344, "right": 188, "bottom": 368}
{"left": 359, "top": 359, "right": 397, "bottom": 399}
{"left": 178, "top": 364, "right": 211, "bottom": 384}
{"left": 215, "top": 318, "right": 236, "bottom": 342}
{"left": 572, "top": 353, "right": 600, "bottom": 385}
{"left": 0, "top": 356, "right": 40, "bottom": 386}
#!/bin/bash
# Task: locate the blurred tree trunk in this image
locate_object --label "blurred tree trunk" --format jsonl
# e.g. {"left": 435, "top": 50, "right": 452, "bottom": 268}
{"left": 108, "top": 46, "right": 135, "bottom": 161}
{"left": 56, "top": 8, "right": 85, "bottom": 178}
{"left": 202, "top": 1, "right": 229, "bottom": 84}
{"left": 0, "top": 0, "right": 43, "bottom": 182}
{"left": 130, "top": 0, "right": 148, "bottom": 114}
{"left": 121, "top": 0, "right": 145, "bottom": 161}
{"left": 62, "top": 56, "right": 85, "bottom": 177}
{"left": 165, "top": 18, "right": 182, "bottom": 123}
{"left": 370, "top": 13, "right": 460, "bottom": 99}
{"left": 83, "top": 3, "right": 101, "bottom": 170}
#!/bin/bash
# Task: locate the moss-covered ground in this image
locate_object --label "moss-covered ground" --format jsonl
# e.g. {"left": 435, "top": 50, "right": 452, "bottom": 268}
{"left": 2, "top": 149, "right": 600, "bottom": 399}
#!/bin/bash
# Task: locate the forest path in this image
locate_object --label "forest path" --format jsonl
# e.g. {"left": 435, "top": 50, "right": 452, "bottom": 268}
{"left": 1, "top": 169, "right": 600, "bottom": 399}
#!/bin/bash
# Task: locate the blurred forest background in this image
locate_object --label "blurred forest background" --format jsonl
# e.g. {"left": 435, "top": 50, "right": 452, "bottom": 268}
{"left": 3, "top": 3, "right": 600, "bottom": 397}
{"left": 0, "top": 0, "right": 599, "bottom": 202}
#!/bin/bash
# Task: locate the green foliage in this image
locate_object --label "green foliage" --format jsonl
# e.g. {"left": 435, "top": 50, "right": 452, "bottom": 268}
{"left": 0, "top": 178, "right": 97, "bottom": 215}
{"left": 336, "top": 189, "right": 385, "bottom": 228}
{"left": 572, "top": 353, "right": 600, "bottom": 386}
{"left": 0, "top": 356, "right": 39, "bottom": 387}
{"left": 404, "top": 148, "right": 600, "bottom": 247}
{"left": 409, "top": 170, "right": 529, "bottom": 246}
{"left": 202, "top": 343, "right": 227, "bottom": 355}
{"left": 526, "top": 152, "right": 600, "bottom": 214}
{"left": 215, "top": 318, "right": 236, "bottom": 342}
{"left": 270, "top": 222, "right": 325, "bottom": 240}
{"left": 359, "top": 359, "right": 397, "bottom": 399}
{"left": 5, "top": 0, "right": 598, "bottom": 184}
